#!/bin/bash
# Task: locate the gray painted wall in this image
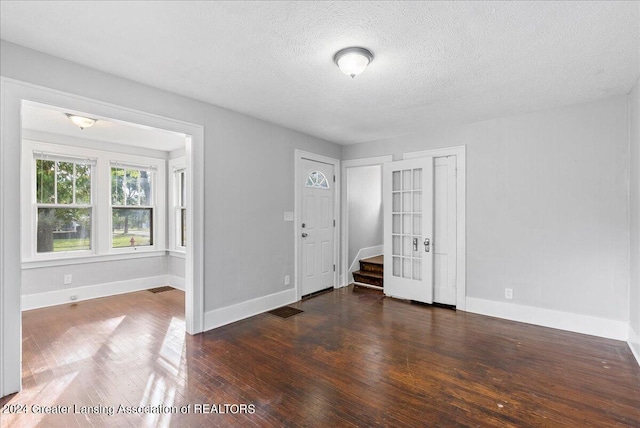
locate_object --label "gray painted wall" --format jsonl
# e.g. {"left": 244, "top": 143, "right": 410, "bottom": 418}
{"left": 1, "top": 40, "right": 342, "bottom": 312}
{"left": 168, "top": 255, "right": 186, "bottom": 279}
{"left": 347, "top": 165, "right": 383, "bottom": 266}
{"left": 344, "top": 96, "right": 631, "bottom": 322}
{"left": 22, "top": 257, "right": 167, "bottom": 295}
{"left": 630, "top": 78, "right": 640, "bottom": 336}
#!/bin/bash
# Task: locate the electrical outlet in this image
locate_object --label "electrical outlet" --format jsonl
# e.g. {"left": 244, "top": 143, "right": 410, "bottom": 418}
{"left": 505, "top": 288, "right": 513, "bottom": 300}
{"left": 63, "top": 274, "right": 72, "bottom": 285}
{"left": 70, "top": 295, "right": 78, "bottom": 301}
{"left": 284, "top": 275, "right": 290, "bottom": 286}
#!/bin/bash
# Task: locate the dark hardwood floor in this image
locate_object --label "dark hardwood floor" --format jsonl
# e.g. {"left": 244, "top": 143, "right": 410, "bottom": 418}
{"left": 2, "top": 286, "right": 639, "bottom": 427}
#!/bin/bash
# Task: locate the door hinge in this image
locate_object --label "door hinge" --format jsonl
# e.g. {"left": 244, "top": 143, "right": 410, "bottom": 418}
{"left": 333, "top": 175, "right": 336, "bottom": 183}
{"left": 333, "top": 219, "right": 336, "bottom": 227}
{"left": 333, "top": 264, "right": 336, "bottom": 272}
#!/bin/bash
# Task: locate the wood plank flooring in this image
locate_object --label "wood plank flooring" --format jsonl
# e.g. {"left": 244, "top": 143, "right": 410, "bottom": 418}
{"left": 2, "top": 286, "right": 639, "bottom": 427}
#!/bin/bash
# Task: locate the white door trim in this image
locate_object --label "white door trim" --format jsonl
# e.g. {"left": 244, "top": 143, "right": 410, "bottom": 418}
{"left": 0, "top": 77, "right": 205, "bottom": 397}
{"left": 340, "top": 156, "right": 392, "bottom": 287}
{"left": 404, "top": 145, "right": 466, "bottom": 311}
{"left": 294, "top": 150, "right": 340, "bottom": 301}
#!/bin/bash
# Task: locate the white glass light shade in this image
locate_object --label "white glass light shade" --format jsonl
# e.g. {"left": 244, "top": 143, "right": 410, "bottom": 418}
{"left": 66, "top": 114, "right": 96, "bottom": 130}
{"left": 334, "top": 47, "right": 373, "bottom": 78}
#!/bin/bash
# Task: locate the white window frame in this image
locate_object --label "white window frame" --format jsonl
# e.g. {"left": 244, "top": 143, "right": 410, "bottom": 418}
{"left": 21, "top": 140, "right": 166, "bottom": 263}
{"left": 109, "top": 162, "right": 161, "bottom": 253}
{"left": 29, "top": 149, "right": 97, "bottom": 259}
{"left": 168, "top": 157, "right": 187, "bottom": 253}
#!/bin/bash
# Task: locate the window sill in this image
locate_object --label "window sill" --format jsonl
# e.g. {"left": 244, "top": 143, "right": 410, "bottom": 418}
{"left": 22, "top": 250, "right": 168, "bottom": 270}
{"left": 168, "top": 250, "right": 186, "bottom": 259}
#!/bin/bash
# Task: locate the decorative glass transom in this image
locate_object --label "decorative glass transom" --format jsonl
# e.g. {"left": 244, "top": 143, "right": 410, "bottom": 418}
{"left": 306, "top": 171, "right": 329, "bottom": 189}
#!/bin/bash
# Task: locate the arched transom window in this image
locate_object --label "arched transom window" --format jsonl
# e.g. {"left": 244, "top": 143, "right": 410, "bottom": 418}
{"left": 306, "top": 171, "right": 329, "bottom": 189}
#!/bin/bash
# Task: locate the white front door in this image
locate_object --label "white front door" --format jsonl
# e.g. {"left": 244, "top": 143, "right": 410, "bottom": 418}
{"left": 300, "top": 158, "right": 335, "bottom": 295}
{"left": 383, "top": 157, "right": 434, "bottom": 303}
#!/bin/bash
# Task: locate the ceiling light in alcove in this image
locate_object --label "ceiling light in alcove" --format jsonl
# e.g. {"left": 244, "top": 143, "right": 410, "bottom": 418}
{"left": 66, "top": 113, "right": 97, "bottom": 130}
{"left": 334, "top": 47, "right": 374, "bottom": 78}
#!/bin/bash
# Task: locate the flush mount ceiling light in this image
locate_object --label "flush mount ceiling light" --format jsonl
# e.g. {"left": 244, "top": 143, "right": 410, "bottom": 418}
{"left": 334, "top": 47, "right": 374, "bottom": 78}
{"left": 66, "top": 113, "right": 97, "bottom": 130}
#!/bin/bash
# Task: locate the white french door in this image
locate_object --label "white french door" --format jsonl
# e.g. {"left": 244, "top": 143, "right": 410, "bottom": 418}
{"left": 383, "top": 157, "right": 434, "bottom": 303}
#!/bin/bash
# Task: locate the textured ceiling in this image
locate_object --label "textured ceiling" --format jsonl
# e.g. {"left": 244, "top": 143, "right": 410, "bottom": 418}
{"left": 2, "top": 1, "right": 639, "bottom": 145}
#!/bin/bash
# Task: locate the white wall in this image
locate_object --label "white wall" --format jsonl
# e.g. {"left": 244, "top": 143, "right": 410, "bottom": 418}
{"left": 629, "top": 77, "right": 640, "bottom": 360}
{"left": 0, "top": 40, "right": 342, "bottom": 312}
{"left": 344, "top": 96, "right": 631, "bottom": 323}
{"left": 347, "top": 165, "right": 383, "bottom": 266}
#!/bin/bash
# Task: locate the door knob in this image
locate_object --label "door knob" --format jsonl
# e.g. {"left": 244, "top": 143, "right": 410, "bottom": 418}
{"left": 302, "top": 233, "right": 308, "bottom": 238}
{"left": 424, "top": 238, "right": 430, "bottom": 252}
{"left": 302, "top": 223, "right": 306, "bottom": 228}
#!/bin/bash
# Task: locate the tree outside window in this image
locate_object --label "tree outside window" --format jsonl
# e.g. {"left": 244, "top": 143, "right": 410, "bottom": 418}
{"left": 36, "top": 159, "right": 92, "bottom": 253}
{"left": 111, "top": 167, "right": 154, "bottom": 248}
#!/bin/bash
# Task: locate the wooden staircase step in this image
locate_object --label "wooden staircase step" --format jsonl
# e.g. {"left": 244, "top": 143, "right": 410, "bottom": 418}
{"left": 353, "top": 270, "right": 383, "bottom": 288}
{"left": 360, "top": 255, "right": 383, "bottom": 275}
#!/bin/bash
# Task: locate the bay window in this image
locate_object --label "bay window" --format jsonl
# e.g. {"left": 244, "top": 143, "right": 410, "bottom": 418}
{"left": 23, "top": 141, "right": 165, "bottom": 263}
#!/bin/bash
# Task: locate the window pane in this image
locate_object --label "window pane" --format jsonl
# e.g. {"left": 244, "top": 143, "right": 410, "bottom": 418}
{"left": 125, "top": 169, "right": 140, "bottom": 206}
{"left": 413, "top": 168, "right": 422, "bottom": 190}
{"left": 111, "top": 167, "right": 153, "bottom": 206}
{"left": 111, "top": 168, "right": 125, "bottom": 205}
{"left": 37, "top": 208, "right": 91, "bottom": 253}
{"left": 180, "top": 172, "right": 186, "bottom": 206}
{"left": 305, "top": 171, "right": 329, "bottom": 189}
{"left": 112, "top": 208, "right": 153, "bottom": 248}
{"left": 57, "top": 162, "right": 74, "bottom": 204}
{"left": 139, "top": 170, "right": 152, "bottom": 205}
{"left": 392, "top": 171, "right": 401, "bottom": 191}
{"left": 402, "top": 169, "right": 412, "bottom": 191}
{"left": 75, "top": 163, "right": 92, "bottom": 204}
{"left": 36, "top": 160, "right": 55, "bottom": 203}
{"left": 181, "top": 208, "right": 186, "bottom": 247}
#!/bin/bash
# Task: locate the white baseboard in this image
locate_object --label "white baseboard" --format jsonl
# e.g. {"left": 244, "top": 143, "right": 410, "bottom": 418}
{"left": 167, "top": 274, "right": 185, "bottom": 291}
{"left": 465, "top": 297, "right": 628, "bottom": 341}
{"left": 346, "top": 245, "right": 383, "bottom": 286}
{"left": 22, "top": 275, "right": 169, "bottom": 310}
{"left": 204, "top": 288, "right": 297, "bottom": 331}
{"left": 628, "top": 324, "right": 640, "bottom": 367}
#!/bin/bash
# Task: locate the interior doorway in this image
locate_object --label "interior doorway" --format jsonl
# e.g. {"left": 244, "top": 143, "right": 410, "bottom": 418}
{"left": 341, "top": 156, "right": 392, "bottom": 287}
{"left": 341, "top": 147, "right": 466, "bottom": 309}
{"left": 1, "top": 78, "right": 204, "bottom": 397}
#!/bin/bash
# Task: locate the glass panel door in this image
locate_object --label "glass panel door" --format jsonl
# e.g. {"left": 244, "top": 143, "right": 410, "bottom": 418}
{"left": 383, "top": 157, "right": 434, "bottom": 303}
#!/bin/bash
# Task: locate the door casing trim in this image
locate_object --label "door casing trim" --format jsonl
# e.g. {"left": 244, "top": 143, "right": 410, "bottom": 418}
{"left": 0, "top": 77, "right": 205, "bottom": 397}
{"left": 294, "top": 150, "right": 340, "bottom": 301}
